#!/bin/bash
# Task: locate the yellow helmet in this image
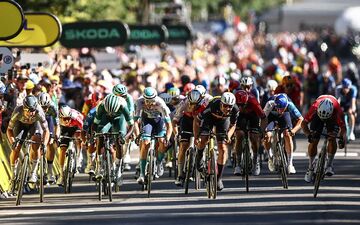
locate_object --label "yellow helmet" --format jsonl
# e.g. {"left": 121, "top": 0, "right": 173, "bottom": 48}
{"left": 25, "top": 80, "right": 35, "bottom": 89}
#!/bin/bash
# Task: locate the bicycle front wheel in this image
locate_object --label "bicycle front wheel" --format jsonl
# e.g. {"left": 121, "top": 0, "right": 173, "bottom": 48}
{"left": 147, "top": 148, "right": 154, "bottom": 198}
{"left": 243, "top": 142, "right": 250, "bottom": 193}
{"left": 278, "top": 143, "right": 288, "bottom": 189}
{"left": 105, "top": 150, "right": 113, "bottom": 202}
{"left": 314, "top": 148, "right": 326, "bottom": 198}
{"left": 16, "top": 155, "right": 29, "bottom": 206}
{"left": 64, "top": 152, "right": 73, "bottom": 194}
{"left": 40, "top": 155, "right": 45, "bottom": 202}
{"left": 209, "top": 149, "right": 217, "bottom": 199}
{"left": 184, "top": 147, "right": 194, "bottom": 194}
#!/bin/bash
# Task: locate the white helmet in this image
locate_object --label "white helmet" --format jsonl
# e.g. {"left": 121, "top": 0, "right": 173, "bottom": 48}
{"left": 221, "top": 92, "right": 236, "bottom": 106}
{"left": 188, "top": 90, "right": 202, "bottom": 104}
{"left": 317, "top": 98, "right": 334, "bottom": 120}
{"left": 195, "top": 85, "right": 206, "bottom": 96}
{"left": 38, "top": 92, "right": 52, "bottom": 107}
{"left": 59, "top": 105, "right": 72, "bottom": 118}
{"left": 267, "top": 80, "right": 278, "bottom": 91}
{"left": 240, "top": 76, "right": 253, "bottom": 86}
{"left": 159, "top": 92, "right": 172, "bottom": 105}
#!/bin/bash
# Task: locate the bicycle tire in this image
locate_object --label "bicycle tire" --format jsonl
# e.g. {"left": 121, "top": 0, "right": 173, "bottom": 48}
{"left": 147, "top": 148, "right": 154, "bottom": 198}
{"left": 105, "top": 150, "right": 113, "bottom": 202}
{"left": 278, "top": 142, "right": 288, "bottom": 189}
{"left": 172, "top": 141, "right": 178, "bottom": 180}
{"left": 40, "top": 155, "right": 45, "bottom": 202}
{"left": 16, "top": 155, "right": 28, "bottom": 206}
{"left": 314, "top": 146, "right": 326, "bottom": 198}
{"left": 184, "top": 147, "right": 194, "bottom": 194}
{"left": 244, "top": 140, "right": 250, "bottom": 193}
{"left": 209, "top": 149, "right": 217, "bottom": 199}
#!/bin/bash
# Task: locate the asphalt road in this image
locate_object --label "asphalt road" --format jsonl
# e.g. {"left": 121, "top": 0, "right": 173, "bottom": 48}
{"left": 0, "top": 138, "right": 359, "bottom": 225}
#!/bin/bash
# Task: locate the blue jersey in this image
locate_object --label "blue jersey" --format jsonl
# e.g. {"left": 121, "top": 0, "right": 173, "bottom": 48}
{"left": 264, "top": 95, "right": 302, "bottom": 120}
{"left": 336, "top": 85, "right": 357, "bottom": 105}
{"left": 83, "top": 107, "right": 96, "bottom": 132}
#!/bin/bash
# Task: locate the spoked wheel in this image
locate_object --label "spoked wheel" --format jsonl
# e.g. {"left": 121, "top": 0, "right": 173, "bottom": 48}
{"left": 278, "top": 143, "right": 288, "bottom": 189}
{"left": 172, "top": 141, "right": 178, "bottom": 180}
{"left": 64, "top": 153, "right": 73, "bottom": 194}
{"left": 105, "top": 150, "right": 112, "bottom": 202}
{"left": 243, "top": 143, "right": 250, "bottom": 193}
{"left": 16, "top": 156, "right": 29, "bottom": 206}
{"left": 208, "top": 150, "right": 217, "bottom": 199}
{"left": 184, "top": 147, "right": 195, "bottom": 194}
{"left": 147, "top": 149, "right": 154, "bottom": 198}
{"left": 314, "top": 151, "right": 326, "bottom": 198}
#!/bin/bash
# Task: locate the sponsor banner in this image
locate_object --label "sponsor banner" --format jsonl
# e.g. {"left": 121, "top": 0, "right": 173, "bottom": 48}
{"left": 165, "top": 24, "right": 192, "bottom": 44}
{"left": 19, "top": 53, "right": 52, "bottom": 68}
{"left": 0, "top": 0, "right": 24, "bottom": 40}
{"left": 0, "top": 12, "right": 62, "bottom": 47}
{"left": 128, "top": 25, "right": 168, "bottom": 45}
{"left": 60, "top": 21, "right": 129, "bottom": 48}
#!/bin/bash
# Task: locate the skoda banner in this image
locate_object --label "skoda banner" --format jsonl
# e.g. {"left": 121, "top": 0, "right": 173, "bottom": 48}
{"left": 0, "top": 0, "right": 24, "bottom": 40}
{"left": 0, "top": 12, "right": 62, "bottom": 47}
{"left": 166, "top": 24, "right": 193, "bottom": 44}
{"left": 127, "top": 25, "right": 168, "bottom": 45}
{"left": 60, "top": 21, "right": 130, "bottom": 48}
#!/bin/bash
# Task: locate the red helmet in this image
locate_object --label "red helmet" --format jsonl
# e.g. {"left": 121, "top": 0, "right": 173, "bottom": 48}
{"left": 235, "top": 90, "right": 249, "bottom": 105}
{"left": 229, "top": 80, "right": 240, "bottom": 92}
{"left": 183, "top": 83, "right": 195, "bottom": 94}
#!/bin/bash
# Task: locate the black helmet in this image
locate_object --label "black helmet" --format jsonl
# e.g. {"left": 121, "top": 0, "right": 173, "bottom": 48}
{"left": 23, "top": 95, "right": 38, "bottom": 112}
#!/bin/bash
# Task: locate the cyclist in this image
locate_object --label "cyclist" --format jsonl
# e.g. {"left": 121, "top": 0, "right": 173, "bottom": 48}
{"left": 7, "top": 96, "right": 50, "bottom": 192}
{"left": 261, "top": 79, "right": 278, "bottom": 108}
{"left": 112, "top": 84, "right": 135, "bottom": 171}
{"left": 57, "top": 105, "right": 84, "bottom": 186}
{"left": 134, "top": 87, "right": 173, "bottom": 184}
{"left": 93, "top": 94, "right": 134, "bottom": 184}
{"left": 335, "top": 78, "right": 357, "bottom": 141}
{"left": 275, "top": 75, "right": 303, "bottom": 109}
{"left": 38, "top": 92, "right": 60, "bottom": 184}
{"left": 301, "top": 95, "right": 346, "bottom": 181}
{"left": 239, "top": 76, "right": 260, "bottom": 102}
{"left": 182, "top": 83, "right": 195, "bottom": 96}
{"left": 233, "top": 90, "right": 267, "bottom": 176}
{"left": 168, "top": 87, "right": 185, "bottom": 110}
{"left": 194, "top": 92, "right": 238, "bottom": 191}
{"left": 263, "top": 93, "right": 303, "bottom": 174}
{"left": 173, "top": 89, "right": 213, "bottom": 186}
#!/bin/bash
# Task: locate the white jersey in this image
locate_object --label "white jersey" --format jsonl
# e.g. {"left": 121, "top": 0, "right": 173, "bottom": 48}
{"left": 173, "top": 94, "right": 213, "bottom": 122}
{"left": 134, "top": 96, "right": 171, "bottom": 122}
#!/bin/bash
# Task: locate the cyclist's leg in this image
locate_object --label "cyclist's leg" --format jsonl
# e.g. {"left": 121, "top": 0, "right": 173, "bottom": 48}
{"left": 177, "top": 116, "right": 192, "bottom": 180}
{"left": 46, "top": 116, "right": 56, "bottom": 181}
{"left": 304, "top": 117, "right": 322, "bottom": 182}
{"left": 264, "top": 114, "right": 276, "bottom": 171}
{"left": 279, "top": 112, "right": 294, "bottom": 171}
{"left": 215, "top": 119, "right": 230, "bottom": 180}
{"left": 58, "top": 126, "right": 76, "bottom": 184}
{"left": 249, "top": 116, "right": 261, "bottom": 175}
{"left": 138, "top": 118, "right": 153, "bottom": 182}
{"left": 195, "top": 117, "right": 211, "bottom": 171}
{"left": 235, "top": 115, "right": 246, "bottom": 170}
{"left": 28, "top": 122, "right": 43, "bottom": 182}
{"left": 325, "top": 123, "right": 338, "bottom": 175}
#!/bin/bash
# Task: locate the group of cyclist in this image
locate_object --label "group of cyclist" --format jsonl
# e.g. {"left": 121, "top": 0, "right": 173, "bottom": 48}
{"left": 2, "top": 67, "right": 354, "bottom": 196}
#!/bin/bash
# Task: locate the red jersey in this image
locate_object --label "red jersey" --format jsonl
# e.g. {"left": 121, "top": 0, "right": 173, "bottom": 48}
{"left": 60, "top": 109, "right": 84, "bottom": 129}
{"left": 275, "top": 81, "right": 302, "bottom": 107}
{"left": 237, "top": 93, "right": 265, "bottom": 118}
{"left": 304, "top": 95, "right": 345, "bottom": 128}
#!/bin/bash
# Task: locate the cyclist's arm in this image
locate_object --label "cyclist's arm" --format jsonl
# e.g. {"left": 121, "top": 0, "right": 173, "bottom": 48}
{"left": 38, "top": 109, "right": 50, "bottom": 145}
{"left": 292, "top": 116, "right": 303, "bottom": 134}
{"left": 301, "top": 120, "right": 311, "bottom": 136}
{"left": 7, "top": 109, "right": 20, "bottom": 145}
{"left": 193, "top": 116, "right": 201, "bottom": 140}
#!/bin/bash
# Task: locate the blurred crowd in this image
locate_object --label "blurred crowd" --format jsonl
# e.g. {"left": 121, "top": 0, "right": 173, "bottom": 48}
{"left": 0, "top": 22, "right": 359, "bottom": 134}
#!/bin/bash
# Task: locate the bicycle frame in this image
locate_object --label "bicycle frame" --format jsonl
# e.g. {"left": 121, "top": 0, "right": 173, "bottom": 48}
{"left": 205, "top": 131, "right": 217, "bottom": 199}
{"left": 270, "top": 127, "right": 288, "bottom": 189}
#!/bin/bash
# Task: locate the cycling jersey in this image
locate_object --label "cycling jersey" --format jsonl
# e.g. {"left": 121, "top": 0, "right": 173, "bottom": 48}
{"left": 94, "top": 101, "right": 134, "bottom": 128}
{"left": 233, "top": 87, "right": 260, "bottom": 102}
{"left": 134, "top": 96, "right": 171, "bottom": 123}
{"left": 45, "top": 103, "right": 59, "bottom": 126}
{"left": 263, "top": 97, "right": 302, "bottom": 120}
{"left": 83, "top": 107, "right": 96, "bottom": 132}
{"left": 8, "top": 105, "right": 48, "bottom": 131}
{"left": 304, "top": 95, "right": 345, "bottom": 128}
{"left": 335, "top": 85, "right": 357, "bottom": 105}
{"left": 198, "top": 97, "right": 239, "bottom": 125}
{"left": 173, "top": 94, "right": 213, "bottom": 122}
{"left": 235, "top": 92, "right": 265, "bottom": 118}
{"left": 124, "top": 93, "right": 135, "bottom": 114}
{"left": 274, "top": 82, "right": 302, "bottom": 108}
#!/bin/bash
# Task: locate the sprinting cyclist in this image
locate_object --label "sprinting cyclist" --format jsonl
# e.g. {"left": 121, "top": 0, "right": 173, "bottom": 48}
{"left": 134, "top": 87, "right": 172, "bottom": 184}
{"left": 301, "top": 95, "right": 346, "bottom": 182}
{"left": 194, "top": 92, "right": 238, "bottom": 191}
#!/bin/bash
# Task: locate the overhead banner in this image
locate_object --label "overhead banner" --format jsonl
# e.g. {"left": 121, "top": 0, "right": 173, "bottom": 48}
{"left": 0, "top": 47, "right": 14, "bottom": 73}
{"left": 127, "top": 25, "right": 168, "bottom": 45}
{"left": 0, "top": 12, "right": 62, "bottom": 47}
{"left": 166, "top": 24, "right": 192, "bottom": 44}
{"left": 60, "top": 21, "right": 129, "bottom": 48}
{"left": 0, "top": 0, "right": 24, "bottom": 40}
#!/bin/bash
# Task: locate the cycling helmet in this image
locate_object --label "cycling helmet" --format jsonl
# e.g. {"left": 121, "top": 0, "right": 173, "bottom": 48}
{"left": 25, "top": 80, "right": 35, "bottom": 90}
{"left": 317, "top": 98, "right": 334, "bottom": 120}
{"left": 235, "top": 90, "right": 249, "bottom": 105}
{"left": 195, "top": 85, "right": 206, "bottom": 96}
{"left": 23, "top": 95, "right": 38, "bottom": 112}
{"left": 59, "top": 105, "right": 72, "bottom": 118}
{"left": 143, "top": 87, "right": 157, "bottom": 100}
{"left": 159, "top": 92, "right": 172, "bottom": 105}
{"left": 0, "top": 81, "right": 6, "bottom": 95}
{"left": 167, "top": 87, "right": 180, "bottom": 97}
{"left": 240, "top": 76, "right": 253, "bottom": 86}
{"left": 267, "top": 79, "right": 278, "bottom": 91}
{"left": 112, "top": 84, "right": 128, "bottom": 96}
{"left": 165, "top": 82, "right": 175, "bottom": 92}
{"left": 104, "top": 94, "right": 125, "bottom": 114}
{"left": 274, "top": 94, "right": 288, "bottom": 109}
{"left": 183, "top": 83, "right": 195, "bottom": 94}
{"left": 221, "top": 92, "right": 236, "bottom": 106}
{"left": 38, "top": 92, "right": 52, "bottom": 107}
{"left": 229, "top": 80, "right": 240, "bottom": 92}
{"left": 342, "top": 78, "right": 352, "bottom": 88}
{"left": 188, "top": 90, "right": 202, "bottom": 104}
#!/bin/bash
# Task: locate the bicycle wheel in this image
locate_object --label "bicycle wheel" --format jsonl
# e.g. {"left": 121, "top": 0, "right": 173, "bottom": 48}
{"left": 40, "top": 155, "right": 45, "bottom": 203}
{"left": 278, "top": 142, "right": 288, "bottom": 189}
{"left": 147, "top": 148, "right": 154, "bottom": 198}
{"left": 105, "top": 150, "right": 113, "bottom": 202}
{"left": 209, "top": 149, "right": 217, "bottom": 199}
{"left": 16, "top": 155, "right": 29, "bottom": 206}
{"left": 184, "top": 147, "right": 194, "bottom": 194}
{"left": 243, "top": 141, "right": 250, "bottom": 193}
{"left": 314, "top": 147, "right": 326, "bottom": 198}
{"left": 172, "top": 141, "right": 178, "bottom": 179}
{"left": 64, "top": 151, "right": 73, "bottom": 194}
